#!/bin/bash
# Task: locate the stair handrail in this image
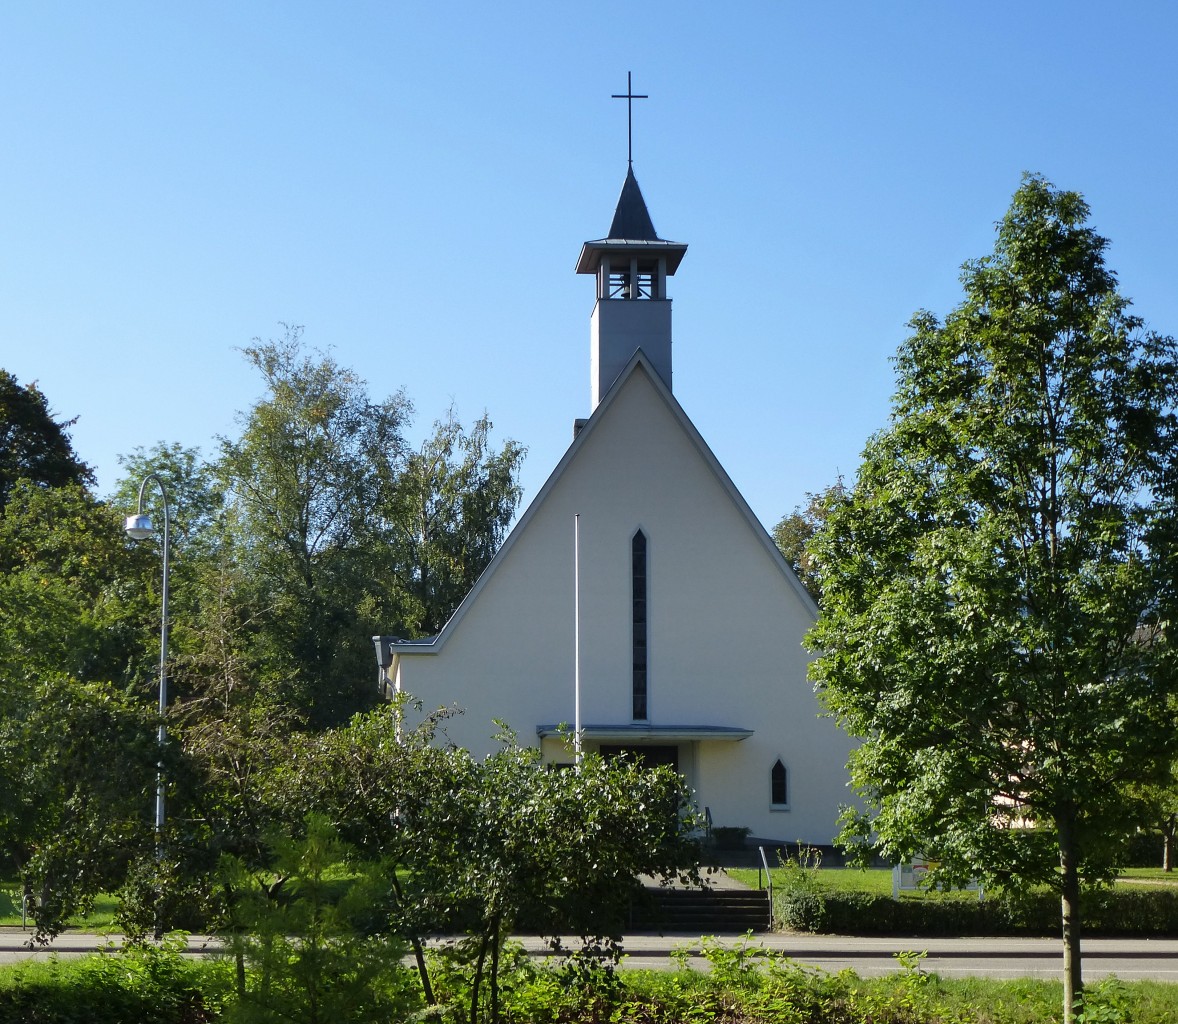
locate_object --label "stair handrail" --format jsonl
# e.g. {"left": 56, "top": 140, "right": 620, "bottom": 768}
{"left": 758, "top": 845, "right": 774, "bottom": 929}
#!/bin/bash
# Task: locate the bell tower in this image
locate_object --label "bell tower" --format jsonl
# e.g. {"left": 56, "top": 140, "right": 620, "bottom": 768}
{"left": 575, "top": 76, "right": 687, "bottom": 409}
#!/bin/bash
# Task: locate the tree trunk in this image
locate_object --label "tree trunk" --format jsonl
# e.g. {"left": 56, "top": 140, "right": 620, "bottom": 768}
{"left": 490, "top": 914, "right": 502, "bottom": 1024}
{"left": 1060, "top": 817, "right": 1084, "bottom": 1024}
{"left": 470, "top": 929, "right": 490, "bottom": 1024}
{"left": 389, "top": 870, "right": 434, "bottom": 1003}
{"left": 1164, "top": 815, "right": 1175, "bottom": 873}
{"left": 222, "top": 883, "right": 248, "bottom": 1000}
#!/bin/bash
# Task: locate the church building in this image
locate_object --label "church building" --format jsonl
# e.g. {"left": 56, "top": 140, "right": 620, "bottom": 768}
{"left": 373, "top": 154, "right": 853, "bottom": 846}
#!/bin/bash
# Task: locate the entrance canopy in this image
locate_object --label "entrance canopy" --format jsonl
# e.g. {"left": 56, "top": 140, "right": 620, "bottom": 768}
{"left": 536, "top": 723, "right": 753, "bottom": 743}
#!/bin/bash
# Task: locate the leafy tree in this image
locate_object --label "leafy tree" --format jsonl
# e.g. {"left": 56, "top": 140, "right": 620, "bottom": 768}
{"left": 219, "top": 816, "right": 412, "bottom": 1024}
{"left": 217, "top": 327, "right": 412, "bottom": 726}
{"left": 419, "top": 734, "right": 700, "bottom": 1024}
{"left": 1132, "top": 762, "right": 1178, "bottom": 871}
{"left": 112, "top": 443, "right": 225, "bottom": 554}
{"left": 213, "top": 329, "right": 525, "bottom": 724}
{"left": 391, "top": 410, "right": 526, "bottom": 635}
{"left": 272, "top": 700, "right": 467, "bottom": 1004}
{"left": 808, "top": 174, "right": 1178, "bottom": 1022}
{"left": 274, "top": 708, "right": 699, "bottom": 1023}
{"left": 772, "top": 480, "right": 845, "bottom": 601}
{"left": 0, "top": 677, "right": 159, "bottom": 938}
{"left": 0, "top": 370, "right": 93, "bottom": 510}
{"left": 0, "top": 480, "right": 150, "bottom": 686}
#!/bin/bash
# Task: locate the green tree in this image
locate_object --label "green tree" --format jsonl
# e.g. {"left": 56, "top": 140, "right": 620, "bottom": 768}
{"left": 274, "top": 708, "right": 699, "bottom": 1023}
{"left": 218, "top": 327, "right": 412, "bottom": 726}
{"left": 392, "top": 410, "right": 526, "bottom": 635}
{"left": 271, "top": 700, "right": 466, "bottom": 1004}
{"left": 772, "top": 480, "right": 845, "bottom": 601}
{"left": 220, "top": 816, "right": 412, "bottom": 1024}
{"left": 808, "top": 174, "right": 1178, "bottom": 1022}
{"left": 112, "top": 443, "right": 225, "bottom": 554}
{"left": 0, "top": 480, "right": 149, "bottom": 686}
{"left": 425, "top": 735, "right": 699, "bottom": 1024}
{"left": 0, "top": 677, "right": 159, "bottom": 938}
{"left": 0, "top": 473, "right": 166, "bottom": 936}
{"left": 0, "top": 370, "right": 93, "bottom": 510}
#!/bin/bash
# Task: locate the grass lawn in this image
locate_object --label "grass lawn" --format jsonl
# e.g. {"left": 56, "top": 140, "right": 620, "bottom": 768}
{"left": 728, "top": 866, "right": 898, "bottom": 896}
{"left": 1118, "top": 868, "right": 1178, "bottom": 885}
{"left": 0, "top": 883, "right": 126, "bottom": 932}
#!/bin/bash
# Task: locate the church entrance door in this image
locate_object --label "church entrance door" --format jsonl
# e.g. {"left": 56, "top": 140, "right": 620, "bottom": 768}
{"left": 599, "top": 744, "right": 679, "bottom": 772}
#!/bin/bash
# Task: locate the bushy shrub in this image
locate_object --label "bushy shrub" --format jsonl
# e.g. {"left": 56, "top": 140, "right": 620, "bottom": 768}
{"left": 0, "top": 938, "right": 230, "bottom": 1024}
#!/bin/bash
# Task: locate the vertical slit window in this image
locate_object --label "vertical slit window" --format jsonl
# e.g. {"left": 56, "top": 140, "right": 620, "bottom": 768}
{"left": 632, "top": 530, "right": 648, "bottom": 721}
{"left": 771, "top": 759, "right": 788, "bottom": 806}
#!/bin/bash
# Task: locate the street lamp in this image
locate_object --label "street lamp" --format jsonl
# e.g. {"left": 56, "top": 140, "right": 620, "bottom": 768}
{"left": 124, "top": 474, "right": 170, "bottom": 858}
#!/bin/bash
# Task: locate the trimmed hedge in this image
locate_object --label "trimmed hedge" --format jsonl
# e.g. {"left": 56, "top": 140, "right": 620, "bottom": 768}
{"left": 777, "top": 886, "right": 1178, "bottom": 937}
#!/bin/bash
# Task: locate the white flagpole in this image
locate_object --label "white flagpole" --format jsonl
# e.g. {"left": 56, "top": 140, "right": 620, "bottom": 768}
{"left": 574, "top": 513, "right": 582, "bottom": 764}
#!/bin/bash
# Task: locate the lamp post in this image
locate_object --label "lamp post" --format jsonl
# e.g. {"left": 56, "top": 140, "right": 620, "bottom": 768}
{"left": 124, "top": 474, "right": 170, "bottom": 857}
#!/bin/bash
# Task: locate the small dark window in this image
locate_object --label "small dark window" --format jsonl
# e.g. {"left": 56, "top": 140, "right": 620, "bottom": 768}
{"left": 632, "top": 531, "right": 648, "bottom": 721}
{"left": 771, "top": 759, "right": 788, "bottom": 806}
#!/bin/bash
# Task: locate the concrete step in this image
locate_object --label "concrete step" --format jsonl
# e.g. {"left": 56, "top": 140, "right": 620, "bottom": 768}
{"left": 633, "top": 886, "right": 771, "bottom": 934}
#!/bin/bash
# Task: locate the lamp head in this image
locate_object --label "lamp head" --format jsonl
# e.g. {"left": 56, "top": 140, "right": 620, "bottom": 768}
{"left": 124, "top": 514, "right": 154, "bottom": 541}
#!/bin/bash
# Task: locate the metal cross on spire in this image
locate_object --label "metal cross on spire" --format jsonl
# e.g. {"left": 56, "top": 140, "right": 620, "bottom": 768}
{"left": 611, "top": 71, "right": 648, "bottom": 167}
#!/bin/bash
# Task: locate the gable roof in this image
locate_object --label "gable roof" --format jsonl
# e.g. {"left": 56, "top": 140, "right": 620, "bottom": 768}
{"left": 388, "top": 350, "right": 818, "bottom": 656}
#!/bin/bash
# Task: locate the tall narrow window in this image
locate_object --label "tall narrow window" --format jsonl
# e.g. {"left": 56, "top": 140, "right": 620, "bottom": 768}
{"left": 771, "top": 759, "right": 788, "bottom": 807}
{"left": 632, "top": 530, "right": 648, "bottom": 721}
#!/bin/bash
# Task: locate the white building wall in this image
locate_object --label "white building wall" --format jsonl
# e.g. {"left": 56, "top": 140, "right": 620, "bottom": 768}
{"left": 395, "top": 362, "right": 853, "bottom": 845}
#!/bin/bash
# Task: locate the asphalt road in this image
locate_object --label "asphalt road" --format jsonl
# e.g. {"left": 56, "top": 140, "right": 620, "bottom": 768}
{"left": 3, "top": 929, "right": 1178, "bottom": 982}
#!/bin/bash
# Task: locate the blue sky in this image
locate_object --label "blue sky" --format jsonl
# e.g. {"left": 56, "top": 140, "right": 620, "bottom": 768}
{"left": 3, "top": 2, "right": 1176, "bottom": 530}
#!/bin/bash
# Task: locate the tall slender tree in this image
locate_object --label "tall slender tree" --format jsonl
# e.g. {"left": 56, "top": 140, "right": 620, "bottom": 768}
{"left": 217, "top": 326, "right": 413, "bottom": 726}
{"left": 809, "top": 174, "right": 1178, "bottom": 1022}
{"left": 391, "top": 410, "right": 526, "bottom": 635}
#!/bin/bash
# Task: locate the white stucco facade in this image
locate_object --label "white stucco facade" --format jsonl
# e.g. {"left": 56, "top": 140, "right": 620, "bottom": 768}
{"left": 379, "top": 354, "right": 854, "bottom": 845}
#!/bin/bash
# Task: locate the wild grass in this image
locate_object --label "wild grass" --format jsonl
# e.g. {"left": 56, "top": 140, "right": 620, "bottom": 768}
{"left": 6, "top": 948, "right": 1177, "bottom": 1023}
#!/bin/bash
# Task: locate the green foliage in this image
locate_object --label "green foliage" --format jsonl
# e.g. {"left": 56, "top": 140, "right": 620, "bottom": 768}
{"left": 219, "top": 816, "right": 415, "bottom": 1024}
{"left": 391, "top": 409, "right": 526, "bottom": 636}
{"left": 113, "top": 443, "right": 226, "bottom": 554}
{"left": 0, "top": 369, "right": 94, "bottom": 511}
{"left": 0, "top": 339, "right": 528, "bottom": 949}
{"left": 0, "top": 677, "right": 160, "bottom": 939}
{"left": 808, "top": 174, "right": 1178, "bottom": 1018}
{"left": 178, "top": 704, "right": 699, "bottom": 1022}
{"left": 772, "top": 479, "right": 845, "bottom": 602}
{"left": 204, "top": 327, "right": 526, "bottom": 726}
{"left": 17, "top": 947, "right": 1178, "bottom": 1024}
{"left": 216, "top": 326, "right": 413, "bottom": 726}
{"left": 772, "top": 845, "right": 830, "bottom": 932}
{"left": 775, "top": 884, "right": 1178, "bottom": 938}
{"left": 1074, "top": 978, "right": 1134, "bottom": 1024}
{"left": 0, "top": 480, "right": 150, "bottom": 685}
{"left": 0, "top": 935, "right": 231, "bottom": 1023}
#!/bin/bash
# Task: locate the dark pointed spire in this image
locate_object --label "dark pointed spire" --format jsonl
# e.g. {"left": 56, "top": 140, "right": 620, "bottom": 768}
{"left": 607, "top": 166, "right": 660, "bottom": 241}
